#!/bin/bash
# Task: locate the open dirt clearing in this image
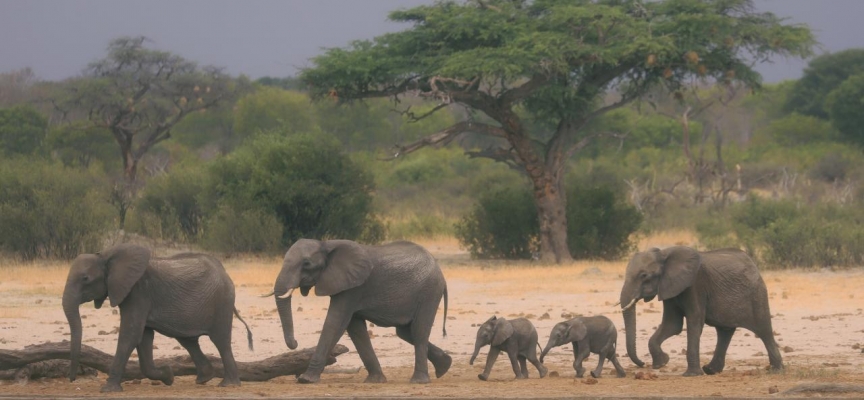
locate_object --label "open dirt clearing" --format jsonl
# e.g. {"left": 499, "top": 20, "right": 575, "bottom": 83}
{"left": 1, "top": 235, "right": 863, "bottom": 398}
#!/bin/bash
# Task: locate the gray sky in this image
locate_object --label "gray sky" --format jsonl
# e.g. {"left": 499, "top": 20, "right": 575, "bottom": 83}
{"left": 1, "top": 0, "right": 861, "bottom": 83}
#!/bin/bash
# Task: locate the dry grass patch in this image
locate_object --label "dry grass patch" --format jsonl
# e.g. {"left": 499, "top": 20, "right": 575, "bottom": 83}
{"left": 638, "top": 229, "right": 698, "bottom": 250}
{"left": 443, "top": 260, "right": 625, "bottom": 295}
{"left": 222, "top": 256, "right": 282, "bottom": 288}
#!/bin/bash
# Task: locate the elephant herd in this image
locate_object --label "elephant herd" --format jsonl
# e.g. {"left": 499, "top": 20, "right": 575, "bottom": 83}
{"left": 62, "top": 240, "right": 783, "bottom": 392}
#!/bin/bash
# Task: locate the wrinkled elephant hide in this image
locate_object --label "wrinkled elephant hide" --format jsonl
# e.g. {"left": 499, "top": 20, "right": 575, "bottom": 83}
{"left": 0, "top": 341, "right": 349, "bottom": 383}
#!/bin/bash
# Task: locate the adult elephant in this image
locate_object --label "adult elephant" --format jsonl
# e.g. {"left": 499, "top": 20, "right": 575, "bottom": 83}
{"left": 618, "top": 246, "right": 782, "bottom": 376}
{"left": 62, "top": 244, "right": 252, "bottom": 392}
{"left": 265, "top": 239, "right": 450, "bottom": 384}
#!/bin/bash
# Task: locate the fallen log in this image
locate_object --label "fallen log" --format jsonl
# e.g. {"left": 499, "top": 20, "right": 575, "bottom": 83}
{"left": 0, "top": 341, "right": 349, "bottom": 382}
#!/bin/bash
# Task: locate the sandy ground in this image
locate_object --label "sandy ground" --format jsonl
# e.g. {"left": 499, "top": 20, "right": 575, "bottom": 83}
{"left": 1, "top": 236, "right": 863, "bottom": 398}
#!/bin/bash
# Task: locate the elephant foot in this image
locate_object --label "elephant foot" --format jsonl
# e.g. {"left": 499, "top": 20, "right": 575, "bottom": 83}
{"left": 159, "top": 366, "right": 174, "bottom": 386}
{"left": 703, "top": 363, "right": 723, "bottom": 375}
{"left": 297, "top": 372, "right": 321, "bottom": 384}
{"left": 682, "top": 368, "right": 704, "bottom": 377}
{"left": 651, "top": 352, "right": 669, "bottom": 369}
{"left": 477, "top": 373, "right": 488, "bottom": 381}
{"left": 432, "top": 352, "right": 452, "bottom": 378}
{"left": 196, "top": 365, "right": 215, "bottom": 384}
{"left": 409, "top": 371, "right": 431, "bottom": 384}
{"left": 616, "top": 371, "right": 627, "bottom": 378}
{"left": 364, "top": 373, "right": 387, "bottom": 384}
{"left": 575, "top": 367, "right": 585, "bottom": 378}
{"left": 768, "top": 364, "right": 785, "bottom": 374}
{"left": 538, "top": 365, "right": 548, "bottom": 378}
{"left": 100, "top": 382, "right": 123, "bottom": 393}
{"left": 218, "top": 378, "right": 241, "bottom": 387}
{"left": 515, "top": 374, "right": 527, "bottom": 380}
{"left": 590, "top": 370, "right": 601, "bottom": 379}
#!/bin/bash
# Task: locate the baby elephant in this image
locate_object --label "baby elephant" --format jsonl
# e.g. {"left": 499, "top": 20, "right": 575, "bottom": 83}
{"left": 470, "top": 316, "right": 547, "bottom": 381}
{"left": 540, "top": 315, "right": 626, "bottom": 378}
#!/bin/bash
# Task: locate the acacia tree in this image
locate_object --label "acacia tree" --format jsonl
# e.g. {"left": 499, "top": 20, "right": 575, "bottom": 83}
{"left": 301, "top": 0, "right": 812, "bottom": 263}
{"left": 60, "top": 37, "right": 245, "bottom": 182}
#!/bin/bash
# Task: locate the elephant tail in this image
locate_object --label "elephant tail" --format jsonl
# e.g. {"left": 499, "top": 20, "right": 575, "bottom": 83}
{"left": 442, "top": 286, "right": 448, "bottom": 337}
{"left": 233, "top": 307, "right": 254, "bottom": 351}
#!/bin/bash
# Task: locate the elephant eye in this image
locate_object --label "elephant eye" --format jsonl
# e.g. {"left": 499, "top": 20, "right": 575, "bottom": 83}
{"left": 301, "top": 259, "right": 312, "bottom": 268}
{"left": 82, "top": 275, "right": 89, "bottom": 282}
{"left": 639, "top": 272, "right": 648, "bottom": 279}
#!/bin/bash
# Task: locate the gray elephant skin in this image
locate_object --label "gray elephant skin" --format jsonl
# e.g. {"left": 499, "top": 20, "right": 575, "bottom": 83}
{"left": 470, "top": 316, "right": 547, "bottom": 381}
{"left": 269, "top": 239, "right": 451, "bottom": 384}
{"left": 62, "top": 244, "right": 252, "bottom": 392}
{"left": 619, "top": 246, "right": 782, "bottom": 376}
{"left": 540, "top": 315, "right": 626, "bottom": 378}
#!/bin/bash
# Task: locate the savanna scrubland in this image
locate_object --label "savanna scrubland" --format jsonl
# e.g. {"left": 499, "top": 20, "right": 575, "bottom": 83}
{"left": 2, "top": 0, "right": 864, "bottom": 397}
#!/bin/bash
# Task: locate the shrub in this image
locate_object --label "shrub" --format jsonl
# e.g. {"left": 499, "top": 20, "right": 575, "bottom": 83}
{"left": 455, "top": 179, "right": 641, "bottom": 260}
{"left": 132, "top": 165, "right": 209, "bottom": 243}
{"left": 696, "top": 197, "right": 864, "bottom": 268}
{"left": 566, "top": 184, "right": 643, "bottom": 260}
{"left": 209, "top": 131, "right": 383, "bottom": 247}
{"left": 454, "top": 186, "right": 539, "bottom": 259}
{"left": 200, "top": 206, "right": 283, "bottom": 254}
{"left": 0, "top": 158, "right": 113, "bottom": 260}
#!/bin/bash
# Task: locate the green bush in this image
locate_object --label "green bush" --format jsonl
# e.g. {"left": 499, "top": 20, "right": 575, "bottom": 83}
{"left": 696, "top": 197, "right": 864, "bottom": 268}
{"left": 0, "top": 158, "right": 113, "bottom": 260}
{"left": 566, "top": 183, "right": 643, "bottom": 260}
{"left": 455, "top": 179, "right": 642, "bottom": 260}
{"left": 132, "top": 165, "right": 209, "bottom": 243}
{"left": 200, "top": 206, "right": 283, "bottom": 254}
{"left": 454, "top": 186, "right": 539, "bottom": 259}
{"left": 209, "top": 131, "right": 383, "bottom": 247}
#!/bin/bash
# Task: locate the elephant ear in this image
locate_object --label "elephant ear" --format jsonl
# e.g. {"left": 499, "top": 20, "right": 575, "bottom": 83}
{"left": 658, "top": 246, "right": 701, "bottom": 301}
{"left": 492, "top": 319, "right": 514, "bottom": 346}
{"left": 315, "top": 240, "right": 374, "bottom": 297}
{"left": 565, "top": 320, "right": 588, "bottom": 342}
{"left": 101, "top": 244, "right": 151, "bottom": 307}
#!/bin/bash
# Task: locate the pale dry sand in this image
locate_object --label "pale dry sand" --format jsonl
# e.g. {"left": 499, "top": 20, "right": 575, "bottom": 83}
{"left": 1, "top": 236, "right": 863, "bottom": 398}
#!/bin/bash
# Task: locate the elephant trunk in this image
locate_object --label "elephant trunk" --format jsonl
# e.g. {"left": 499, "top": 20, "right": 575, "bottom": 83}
{"left": 62, "top": 286, "right": 82, "bottom": 381}
{"left": 623, "top": 305, "right": 645, "bottom": 367}
{"left": 540, "top": 340, "right": 556, "bottom": 363}
{"left": 469, "top": 343, "right": 483, "bottom": 365}
{"left": 275, "top": 295, "right": 298, "bottom": 350}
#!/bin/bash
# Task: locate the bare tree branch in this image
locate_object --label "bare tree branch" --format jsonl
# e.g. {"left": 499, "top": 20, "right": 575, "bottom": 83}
{"left": 382, "top": 121, "right": 508, "bottom": 160}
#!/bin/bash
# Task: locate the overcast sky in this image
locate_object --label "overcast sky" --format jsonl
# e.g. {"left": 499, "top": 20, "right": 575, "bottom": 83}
{"left": 1, "top": 0, "right": 862, "bottom": 83}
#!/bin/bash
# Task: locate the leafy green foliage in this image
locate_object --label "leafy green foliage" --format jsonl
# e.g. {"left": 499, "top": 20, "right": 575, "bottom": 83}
{"left": 133, "top": 165, "right": 208, "bottom": 243}
{"left": 315, "top": 99, "right": 393, "bottom": 151}
{"left": 201, "top": 206, "right": 283, "bottom": 254}
{"left": 0, "top": 158, "right": 112, "bottom": 260}
{"left": 826, "top": 73, "right": 864, "bottom": 146}
{"left": 0, "top": 105, "right": 48, "bottom": 156}
{"left": 784, "top": 49, "right": 864, "bottom": 119}
{"left": 456, "top": 179, "right": 641, "bottom": 260}
{"left": 697, "top": 197, "right": 864, "bottom": 268}
{"left": 171, "top": 106, "right": 237, "bottom": 153}
{"left": 45, "top": 121, "right": 116, "bottom": 169}
{"left": 209, "top": 131, "right": 382, "bottom": 246}
{"left": 454, "top": 186, "right": 539, "bottom": 260}
{"left": 754, "top": 113, "right": 838, "bottom": 147}
{"left": 233, "top": 87, "right": 317, "bottom": 140}
{"left": 566, "top": 182, "right": 643, "bottom": 260}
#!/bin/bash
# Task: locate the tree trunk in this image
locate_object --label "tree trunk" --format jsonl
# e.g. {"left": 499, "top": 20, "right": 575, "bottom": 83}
{"left": 534, "top": 182, "right": 573, "bottom": 264}
{"left": 0, "top": 341, "right": 349, "bottom": 382}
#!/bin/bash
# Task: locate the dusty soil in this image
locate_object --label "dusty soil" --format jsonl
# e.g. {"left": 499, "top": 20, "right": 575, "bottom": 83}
{"left": 1, "top": 237, "right": 863, "bottom": 398}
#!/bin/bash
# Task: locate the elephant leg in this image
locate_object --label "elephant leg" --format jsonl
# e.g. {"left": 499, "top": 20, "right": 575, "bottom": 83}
{"left": 346, "top": 317, "right": 386, "bottom": 383}
{"left": 478, "top": 347, "right": 500, "bottom": 381}
{"left": 754, "top": 325, "right": 784, "bottom": 372}
{"left": 573, "top": 344, "right": 590, "bottom": 378}
{"left": 518, "top": 356, "right": 528, "bottom": 378}
{"left": 682, "top": 314, "right": 705, "bottom": 376}
{"left": 209, "top": 327, "right": 240, "bottom": 387}
{"left": 591, "top": 349, "right": 607, "bottom": 379}
{"left": 507, "top": 350, "right": 524, "bottom": 379}
{"left": 703, "top": 327, "right": 735, "bottom": 375}
{"left": 395, "top": 326, "right": 452, "bottom": 379}
{"left": 176, "top": 337, "right": 214, "bottom": 384}
{"left": 298, "top": 304, "right": 353, "bottom": 384}
{"left": 526, "top": 345, "right": 547, "bottom": 378}
{"left": 102, "top": 305, "right": 148, "bottom": 393}
{"left": 649, "top": 303, "right": 684, "bottom": 369}
{"left": 137, "top": 328, "right": 173, "bottom": 386}
{"left": 608, "top": 350, "right": 627, "bottom": 378}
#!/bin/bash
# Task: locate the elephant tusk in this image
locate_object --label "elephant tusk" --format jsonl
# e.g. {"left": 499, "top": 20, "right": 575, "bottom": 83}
{"left": 259, "top": 291, "right": 275, "bottom": 298}
{"left": 621, "top": 298, "right": 637, "bottom": 311}
{"left": 612, "top": 301, "right": 621, "bottom": 307}
{"left": 276, "top": 288, "right": 295, "bottom": 299}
